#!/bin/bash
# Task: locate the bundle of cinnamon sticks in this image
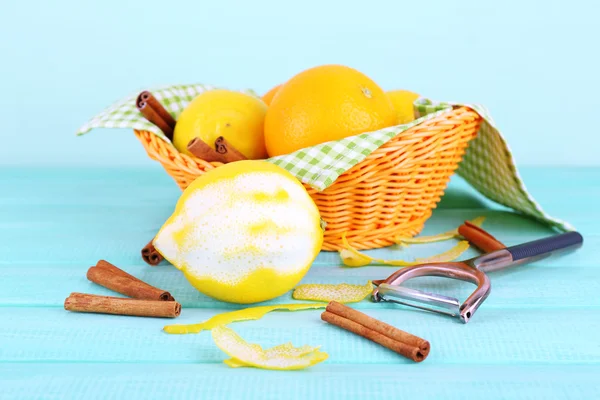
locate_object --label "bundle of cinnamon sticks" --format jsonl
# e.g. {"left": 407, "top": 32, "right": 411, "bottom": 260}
{"left": 141, "top": 239, "right": 163, "bottom": 266}
{"left": 64, "top": 260, "right": 181, "bottom": 318}
{"left": 321, "top": 301, "right": 430, "bottom": 362}
{"left": 136, "top": 91, "right": 177, "bottom": 141}
{"left": 187, "top": 136, "right": 247, "bottom": 163}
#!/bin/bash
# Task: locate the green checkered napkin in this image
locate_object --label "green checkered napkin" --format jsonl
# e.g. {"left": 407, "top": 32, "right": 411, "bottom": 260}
{"left": 76, "top": 84, "right": 572, "bottom": 231}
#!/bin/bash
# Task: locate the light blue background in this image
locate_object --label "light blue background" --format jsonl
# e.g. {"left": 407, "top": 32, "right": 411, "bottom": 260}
{"left": 1, "top": 3, "right": 600, "bottom": 397}
{"left": 1, "top": 0, "right": 598, "bottom": 166}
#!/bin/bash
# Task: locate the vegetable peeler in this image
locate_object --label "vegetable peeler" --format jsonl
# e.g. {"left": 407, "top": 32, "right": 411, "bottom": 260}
{"left": 372, "top": 229, "right": 583, "bottom": 323}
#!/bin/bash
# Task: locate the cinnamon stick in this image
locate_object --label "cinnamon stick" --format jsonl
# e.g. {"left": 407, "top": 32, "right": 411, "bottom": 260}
{"left": 87, "top": 265, "right": 173, "bottom": 301}
{"left": 326, "top": 301, "right": 429, "bottom": 354}
{"left": 136, "top": 91, "right": 175, "bottom": 141}
{"left": 141, "top": 240, "right": 163, "bottom": 266}
{"left": 215, "top": 136, "right": 247, "bottom": 162}
{"left": 322, "top": 301, "right": 429, "bottom": 362}
{"left": 139, "top": 91, "right": 176, "bottom": 130}
{"left": 64, "top": 292, "right": 181, "bottom": 318}
{"left": 322, "top": 311, "right": 426, "bottom": 362}
{"left": 187, "top": 137, "right": 225, "bottom": 162}
{"left": 458, "top": 221, "right": 505, "bottom": 253}
{"left": 187, "top": 136, "right": 248, "bottom": 163}
{"left": 95, "top": 260, "right": 146, "bottom": 284}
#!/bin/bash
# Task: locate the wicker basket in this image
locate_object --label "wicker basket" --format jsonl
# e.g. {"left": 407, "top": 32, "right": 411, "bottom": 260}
{"left": 135, "top": 106, "right": 481, "bottom": 251}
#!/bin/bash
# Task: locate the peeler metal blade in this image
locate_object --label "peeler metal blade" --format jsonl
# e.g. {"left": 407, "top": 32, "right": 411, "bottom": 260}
{"left": 376, "top": 283, "right": 461, "bottom": 318}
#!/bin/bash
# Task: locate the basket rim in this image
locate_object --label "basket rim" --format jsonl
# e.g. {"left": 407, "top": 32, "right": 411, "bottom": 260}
{"left": 134, "top": 106, "right": 481, "bottom": 169}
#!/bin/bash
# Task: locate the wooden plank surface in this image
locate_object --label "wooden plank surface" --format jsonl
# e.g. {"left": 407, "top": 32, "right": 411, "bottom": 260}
{"left": 1, "top": 364, "right": 598, "bottom": 400}
{"left": 0, "top": 166, "right": 598, "bottom": 399}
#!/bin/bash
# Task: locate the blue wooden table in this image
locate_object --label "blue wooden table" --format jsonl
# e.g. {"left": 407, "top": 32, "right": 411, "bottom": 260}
{"left": 1, "top": 166, "right": 598, "bottom": 399}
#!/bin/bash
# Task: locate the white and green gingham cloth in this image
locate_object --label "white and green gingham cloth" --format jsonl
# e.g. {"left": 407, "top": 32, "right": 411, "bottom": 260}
{"left": 77, "top": 84, "right": 572, "bottom": 231}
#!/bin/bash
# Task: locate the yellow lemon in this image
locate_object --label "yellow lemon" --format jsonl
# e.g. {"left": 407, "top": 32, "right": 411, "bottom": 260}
{"left": 153, "top": 160, "right": 323, "bottom": 304}
{"left": 173, "top": 89, "right": 268, "bottom": 159}
{"left": 387, "top": 89, "right": 421, "bottom": 124}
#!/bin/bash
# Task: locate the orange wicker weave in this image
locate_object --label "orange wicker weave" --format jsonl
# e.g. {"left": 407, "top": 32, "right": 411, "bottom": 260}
{"left": 135, "top": 106, "right": 481, "bottom": 251}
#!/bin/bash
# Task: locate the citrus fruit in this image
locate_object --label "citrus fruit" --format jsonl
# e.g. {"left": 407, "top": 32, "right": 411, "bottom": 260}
{"left": 173, "top": 89, "right": 268, "bottom": 159}
{"left": 387, "top": 89, "right": 420, "bottom": 124}
{"left": 153, "top": 160, "right": 323, "bottom": 304}
{"left": 261, "top": 84, "right": 282, "bottom": 105}
{"left": 264, "top": 65, "right": 397, "bottom": 157}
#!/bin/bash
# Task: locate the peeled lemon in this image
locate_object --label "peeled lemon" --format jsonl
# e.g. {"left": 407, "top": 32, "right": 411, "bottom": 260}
{"left": 173, "top": 89, "right": 268, "bottom": 159}
{"left": 153, "top": 160, "right": 323, "bottom": 304}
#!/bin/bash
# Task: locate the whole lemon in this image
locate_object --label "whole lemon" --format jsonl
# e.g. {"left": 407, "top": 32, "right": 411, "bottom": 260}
{"left": 264, "top": 65, "right": 397, "bottom": 157}
{"left": 387, "top": 89, "right": 420, "bottom": 124}
{"left": 153, "top": 160, "right": 323, "bottom": 304}
{"left": 173, "top": 89, "right": 268, "bottom": 159}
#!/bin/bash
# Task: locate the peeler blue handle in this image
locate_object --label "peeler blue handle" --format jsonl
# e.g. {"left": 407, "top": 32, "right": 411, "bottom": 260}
{"left": 505, "top": 231, "right": 583, "bottom": 262}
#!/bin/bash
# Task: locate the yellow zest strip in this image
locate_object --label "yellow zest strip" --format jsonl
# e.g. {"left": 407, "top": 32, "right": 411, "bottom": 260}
{"left": 212, "top": 326, "right": 328, "bottom": 371}
{"left": 292, "top": 281, "right": 373, "bottom": 303}
{"left": 224, "top": 343, "right": 320, "bottom": 368}
{"left": 223, "top": 358, "right": 246, "bottom": 368}
{"left": 340, "top": 233, "right": 470, "bottom": 268}
{"left": 393, "top": 216, "right": 486, "bottom": 245}
{"left": 163, "top": 303, "right": 325, "bottom": 334}
{"left": 339, "top": 234, "right": 376, "bottom": 267}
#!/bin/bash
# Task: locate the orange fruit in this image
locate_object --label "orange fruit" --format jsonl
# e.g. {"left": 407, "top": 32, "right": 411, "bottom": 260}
{"left": 262, "top": 84, "right": 282, "bottom": 105}
{"left": 264, "top": 65, "right": 396, "bottom": 157}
